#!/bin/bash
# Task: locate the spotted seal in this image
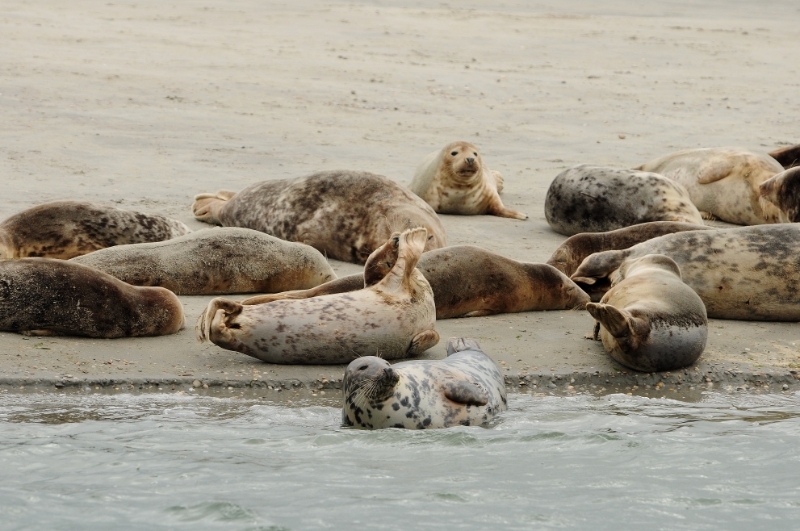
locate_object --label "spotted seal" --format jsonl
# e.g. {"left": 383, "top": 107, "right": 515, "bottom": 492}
{"left": 0, "top": 258, "right": 184, "bottom": 337}
{"left": 342, "top": 337, "right": 507, "bottom": 429}
{"left": 0, "top": 201, "right": 191, "bottom": 260}
{"left": 193, "top": 170, "right": 447, "bottom": 264}
{"left": 571, "top": 224, "right": 800, "bottom": 320}
{"left": 70, "top": 227, "right": 335, "bottom": 295}
{"left": 196, "top": 228, "right": 438, "bottom": 363}
{"left": 408, "top": 141, "right": 527, "bottom": 219}
{"left": 636, "top": 147, "right": 792, "bottom": 224}
{"left": 544, "top": 165, "right": 704, "bottom": 236}
{"left": 242, "top": 245, "right": 589, "bottom": 317}
{"left": 586, "top": 254, "right": 707, "bottom": 372}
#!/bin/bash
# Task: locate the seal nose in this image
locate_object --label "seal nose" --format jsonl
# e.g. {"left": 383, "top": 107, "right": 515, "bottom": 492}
{"left": 466, "top": 157, "right": 475, "bottom": 164}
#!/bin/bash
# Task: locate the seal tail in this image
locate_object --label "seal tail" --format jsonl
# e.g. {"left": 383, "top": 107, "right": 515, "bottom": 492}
{"left": 192, "top": 190, "right": 237, "bottom": 225}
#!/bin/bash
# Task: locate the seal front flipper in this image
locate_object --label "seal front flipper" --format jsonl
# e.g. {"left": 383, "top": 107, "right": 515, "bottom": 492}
{"left": 442, "top": 380, "right": 489, "bottom": 407}
{"left": 408, "top": 329, "right": 440, "bottom": 356}
{"left": 696, "top": 160, "right": 735, "bottom": 184}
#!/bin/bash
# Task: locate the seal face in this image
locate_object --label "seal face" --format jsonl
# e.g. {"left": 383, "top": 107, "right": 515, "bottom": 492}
{"left": 242, "top": 245, "right": 590, "bottom": 317}
{"left": 192, "top": 170, "right": 447, "bottom": 264}
{"left": 0, "top": 201, "right": 191, "bottom": 260}
{"left": 0, "top": 258, "right": 184, "bottom": 338}
{"left": 70, "top": 227, "right": 336, "bottom": 295}
{"left": 637, "top": 147, "right": 787, "bottom": 225}
{"left": 408, "top": 141, "right": 527, "bottom": 219}
{"left": 759, "top": 166, "right": 800, "bottom": 223}
{"left": 544, "top": 165, "right": 704, "bottom": 236}
{"left": 571, "top": 224, "right": 800, "bottom": 320}
{"left": 342, "top": 337, "right": 507, "bottom": 429}
{"left": 195, "top": 228, "right": 439, "bottom": 364}
{"left": 585, "top": 254, "right": 708, "bottom": 372}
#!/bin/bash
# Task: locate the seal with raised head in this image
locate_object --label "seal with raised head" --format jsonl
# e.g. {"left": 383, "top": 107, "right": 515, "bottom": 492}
{"left": 193, "top": 170, "right": 447, "bottom": 264}
{"left": 544, "top": 165, "right": 704, "bottom": 236}
{"left": 0, "top": 201, "right": 191, "bottom": 260}
{"left": 342, "top": 337, "right": 507, "bottom": 429}
{"left": 0, "top": 258, "right": 184, "bottom": 337}
{"left": 408, "top": 141, "right": 527, "bottom": 219}
{"left": 570, "top": 224, "right": 800, "bottom": 320}
{"left": 196, "top": 228, "right": 438, "bottom": 364}
{"left": 242, "top": 245, "right": 589, "bottom": 317}
{"left": 546, "top": 221, "right": 710, "bottom": 277}
{"left": 636, "top": 147, "right": 792, "bottom": 225}
{"left": 586, "top": 254, "right": 707, "bottom": 372}
{"left": 70, "top": 227, "right": 335, "bottom": 295}
{"left": 758, "top": 166, "right": 800, "bottom": 223}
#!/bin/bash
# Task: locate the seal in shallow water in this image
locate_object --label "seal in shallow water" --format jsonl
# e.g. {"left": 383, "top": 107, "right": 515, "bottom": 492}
{"left": 71, "top": 227, "right": 335, "bottom": 295}
{"left": 0, "top": 258, "right": 184, "bottom": 337}
{"left": 342, "top": 337, "right": 507, "bottom": 429}
{"left": 196, "top": 228, "right": 438, "bottom": 363}
{"left": 242, "top": 245, "right": 589, "bottom": 317}
{"left": 0, "top": 201, "right": 191, "bottom": 260}
{"left": 192, "top": 170, "right": 447, "bottom": 264}
{"left": 544, "top": 165, "right": 704, "bottom": 236}
{"left": 408, "top": 141, "right": 527, "bottom": 219}
{"left": 586, "top": 254, "right": 707, "bottom": 372}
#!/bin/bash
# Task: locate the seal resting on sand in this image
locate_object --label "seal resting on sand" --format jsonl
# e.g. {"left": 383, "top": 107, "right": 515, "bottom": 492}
{"left": 0, "top": 201, "right": 190, "bottom": 260}
{"left": 586, "top": 254, "right": 707, "bottom": 372}
{"left": 342, "top": 337, "right": 507, "bottom": 429}
{"left": 192, "top": 170, "right": 447, "bottom": 264}
{"left": 196, "top": 228, "right": 438, "bottom": 364}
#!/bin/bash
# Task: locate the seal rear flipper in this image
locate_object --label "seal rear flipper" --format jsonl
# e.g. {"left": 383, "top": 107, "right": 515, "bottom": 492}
{"left": 446, "top": 337, "right": 482, "bottom": 355}
{"left": 195, "top": 297, "right": 244, "bottom": 343}
{"left": 192, "top": 191, "right": 237, "bottom": 225}
{"left": 408, "top": 329, "right": 439, "bottom": 356}
{"left": 768, "top": 143, "right": 800, "bottom": 169}
{"left": 443, "top": 380, "right": 489, "bottom": 407}
{"left": 586, "top": 302, "right": 634, "bottom": 339}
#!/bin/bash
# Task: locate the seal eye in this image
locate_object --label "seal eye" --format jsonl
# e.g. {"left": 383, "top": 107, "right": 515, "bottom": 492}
{"left": 359, "top": 364, "right": 368, "bottom": 371}
{"left": 473, "top": 152, "right": 477, "bottom": 156}
{"left": 450, "top": 151, "right": 458, "bottom": 156}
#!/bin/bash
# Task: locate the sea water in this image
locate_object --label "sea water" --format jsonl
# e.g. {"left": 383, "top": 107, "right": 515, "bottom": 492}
{"left": 2, "top": 391, "right": 800, "bottom": 530}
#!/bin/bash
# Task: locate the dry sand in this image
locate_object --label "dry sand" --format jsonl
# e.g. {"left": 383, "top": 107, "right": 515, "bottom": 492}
{"left": 2, "top": 0, "right": 800, "bottom": 397}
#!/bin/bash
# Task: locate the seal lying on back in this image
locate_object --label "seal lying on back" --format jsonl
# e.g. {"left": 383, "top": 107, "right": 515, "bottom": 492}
{"left": 242, "top": 245, "right": 590, "bottom": 318}
{"left": 636, "top": 147, "right": 793, "bottom": 225}
{"left": 586, "top": 254, "right": 707, "bottom": 372}
{"left": 0, "top": 201, "right": 190, "bottom": 260}
{"left": 408, "top": 141, "right": 527, "bottom": 220}
{"left": 0, "top": 259, "right": 184, "bottom": 337}
{"left": 342, "top": 337, "right": 507, "bottom": 429}
{"left": 571, "top": 224, "right": 800, "bottom": 320}
{"left": 546, "top": 221, "right": 710, "bottom": 277}
{"left": 544, "top": 165, "right": 704, "bottom": 236}
{"left": 193, "top": 170, "right": 447, "bottom": 264}
{"left": 70, "top": 228, "right": 335, "bottom": 295}
{"left": 196, "top": 228, "right": 438, "bottom": 364}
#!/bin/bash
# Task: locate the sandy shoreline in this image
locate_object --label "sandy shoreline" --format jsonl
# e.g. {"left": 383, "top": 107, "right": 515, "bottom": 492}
{"left": 2, "top": 0, "right": 800, "bottom": 397}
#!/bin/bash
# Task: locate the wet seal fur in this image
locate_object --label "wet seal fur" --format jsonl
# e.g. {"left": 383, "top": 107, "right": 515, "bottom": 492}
{"left": 408, "top": 141, "right": 527, "bottom": 219}
{"left": 571, "top": 224, "right": 800, "bottom": 320}
{"left": 547, "top": 221, "right": 710, "bottom": 277}
{"left": 586, "top": 254, "right": 707, "bottom": 372}
{"left": 196, "top": 228, "right": 438, "bottom": 364}
{"left": 0, "top": 201, "right": 191, "bottom": 260}
{"left": 71, "top": 227, "right": 335, "bottom": 295}
{"left": 342, "top": 337, "right": 507, "bottom": 429}
{"left": 0, "top": 258, "right": 184, "bottom": 337}
{"left": 193, "top": 170, "right": 447, "bottom": 264}
{"left": 242, "top": 245, "right": 590, "bottom": 318}
{"left": 636, "top": 147, "right": 794, "bottom": 225}
{"left": 544, "top": 165, "right": 704, "bottom": 236}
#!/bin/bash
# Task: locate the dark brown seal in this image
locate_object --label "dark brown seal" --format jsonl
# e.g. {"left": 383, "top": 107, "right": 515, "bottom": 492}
{"left": 759, "top": 167, "right": 800, "bottom": 222}
{"left": 192, "top": 170, "right": 447, "bottom": 264}
{"left": 768, "top": 143, "right": 800, "bottom": 169}
{"left": 0, "top": 201, "right": 191, "bottom": 260}
{"left": 242, "top": 245, "right": 589, "bottom": 317}
{"left": 0, "top": 258, "right": 184, "bottom": 337}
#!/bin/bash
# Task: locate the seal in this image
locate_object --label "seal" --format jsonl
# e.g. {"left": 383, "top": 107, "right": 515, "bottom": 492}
{"left": 242, "top": 245, "right": 590, "bottom": 318}
{"left": 546, "top": 221, "right": 710, "bottom": 277}
{"left": 758, "top": 166, "right": 800, "bottom": 223}
{"left": 408, "top": 141, "right": 527, "bottom": 219}
{"left": 636, "top": 147, "right": 788, "bottom": 224}
{"left": 768, "top": 143, "right": 800, "bottom": 169}
{"left": 342, "top": 337, "right": 507, "bottom": 429}
{"left": 0, "top": 258, "right": 184, "bottom": 338}
{"left": 0, "top": 200, "right": 191, "bottom": 260}
{"left": 586, "top": 254, "right": 708, "bottom": 372}
{"left": 544, "top": 165, "right": 704, "bottom": 236}
{"left": 196, "top": 228, "right": 439, "bottom": 364}
{"left": 70, "top": 227, "right": 336, "bottom": 295}
{"left": 192, "top": 170, "right": 447, "bottom": 264}
{"left": 570, "top": 224, "right": 800, "bottom": 320}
